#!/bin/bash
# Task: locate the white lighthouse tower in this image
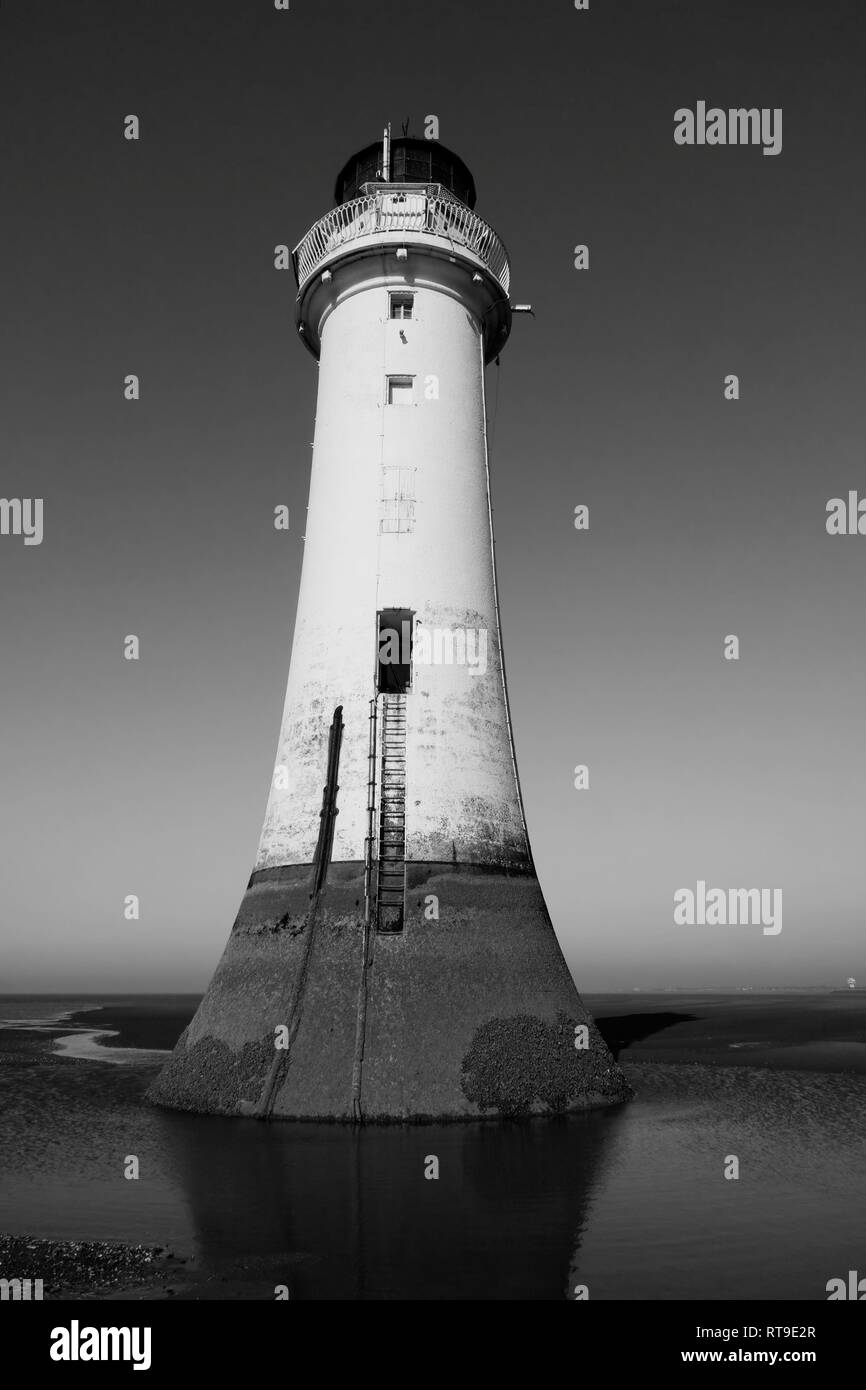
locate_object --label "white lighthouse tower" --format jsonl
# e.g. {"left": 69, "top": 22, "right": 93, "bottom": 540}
{"left": 150, "top": 132, "right": 629, "bottom": 1121}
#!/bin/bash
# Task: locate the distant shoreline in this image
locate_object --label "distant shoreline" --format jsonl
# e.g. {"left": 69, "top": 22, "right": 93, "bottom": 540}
{"left": 2, "top": 992, "right": 865, "bottom": 1076}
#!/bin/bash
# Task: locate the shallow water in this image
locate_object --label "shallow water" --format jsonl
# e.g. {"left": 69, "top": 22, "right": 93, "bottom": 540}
{"left": 0, "top": 999, "right": 864, "bottom": 1299}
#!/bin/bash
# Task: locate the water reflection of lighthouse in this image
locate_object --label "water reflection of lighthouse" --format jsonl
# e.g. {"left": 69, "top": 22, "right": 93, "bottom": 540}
{"left": 155, "top": 1107, "right": 624, "bottom": 1299}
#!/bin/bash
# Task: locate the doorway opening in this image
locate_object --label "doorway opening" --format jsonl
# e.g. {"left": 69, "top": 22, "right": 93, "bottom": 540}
{"left": 377, "top": 609, "right": 413, "bottom": 694}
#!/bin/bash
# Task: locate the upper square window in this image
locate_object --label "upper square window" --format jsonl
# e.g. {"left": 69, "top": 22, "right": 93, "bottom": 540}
{"left": 390, "top": 293, "right": 414, "bottom": 321}
{"left": 387, "top": 376, "right": 414, "bottom": 406}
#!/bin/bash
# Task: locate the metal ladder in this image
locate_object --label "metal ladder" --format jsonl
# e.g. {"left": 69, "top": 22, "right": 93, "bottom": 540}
{"left": 377, "top": 692, "right": 406, "bottom": 932}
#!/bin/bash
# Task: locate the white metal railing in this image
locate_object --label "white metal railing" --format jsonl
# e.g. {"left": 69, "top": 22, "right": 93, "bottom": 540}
{"left": 292, "top": 185, "right": 510, "bottom": 294}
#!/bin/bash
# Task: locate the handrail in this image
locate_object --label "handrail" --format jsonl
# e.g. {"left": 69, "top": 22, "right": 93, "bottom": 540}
{"left": 293, "top": 186, "right": 510, "bottom": 294}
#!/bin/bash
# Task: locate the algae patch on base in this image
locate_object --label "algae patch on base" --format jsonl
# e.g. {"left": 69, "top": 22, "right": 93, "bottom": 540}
{"left": 461, "top": 1012, "right": 629, "bottom": 1115}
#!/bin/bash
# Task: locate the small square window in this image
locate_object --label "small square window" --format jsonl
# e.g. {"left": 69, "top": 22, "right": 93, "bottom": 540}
{"left": 387, "top": 375, "right": 414, "bottom": 406}
{"left": 390, "top": 293, "right": 414, "bottom": 321}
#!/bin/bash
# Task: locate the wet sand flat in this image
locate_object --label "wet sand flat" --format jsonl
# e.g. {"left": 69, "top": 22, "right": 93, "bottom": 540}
{"left": 2, "top": 992, "right": 866, "bottom": 1299}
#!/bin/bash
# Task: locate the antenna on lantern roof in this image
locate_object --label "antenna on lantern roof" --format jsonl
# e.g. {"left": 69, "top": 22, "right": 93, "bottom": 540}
{"left": 382, "top": 123, "right": 391, "bottom": 181}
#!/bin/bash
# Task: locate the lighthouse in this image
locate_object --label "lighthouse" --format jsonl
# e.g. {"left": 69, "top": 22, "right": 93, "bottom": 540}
{"left": 149, "top": 132, "right": 630, "bottom": 1121}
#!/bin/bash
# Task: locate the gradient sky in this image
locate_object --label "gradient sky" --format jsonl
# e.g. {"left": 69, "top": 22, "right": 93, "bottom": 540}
{"left": 1, "top": 0, "right": 864, "bottom": 991}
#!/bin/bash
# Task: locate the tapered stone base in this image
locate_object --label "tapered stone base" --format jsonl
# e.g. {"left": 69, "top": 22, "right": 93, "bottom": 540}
{"left": 147, "top": 862, "right": 631, "bottom": 1121}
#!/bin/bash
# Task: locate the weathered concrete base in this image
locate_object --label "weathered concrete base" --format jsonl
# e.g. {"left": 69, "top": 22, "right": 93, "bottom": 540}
{"left": 147, "top": 862, "right": 631, "bottom": 1121}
